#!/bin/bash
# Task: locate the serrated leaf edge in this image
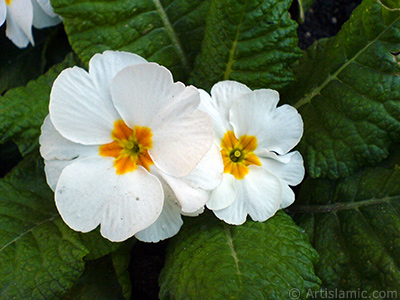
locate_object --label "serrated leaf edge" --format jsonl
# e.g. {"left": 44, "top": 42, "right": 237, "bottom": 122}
{"left": 293, "top": 3, "right": 400, "bottom": 109}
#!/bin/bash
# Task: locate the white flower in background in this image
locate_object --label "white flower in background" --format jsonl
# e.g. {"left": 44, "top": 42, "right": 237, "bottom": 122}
{"left": 40, "top": 51, "right": 222, "bottom": 242}
{"left": 0, "top": 0, "right": 62, "bottom": 48}
{"left": 199, "top": 81, "right": 304, "bottom": 225}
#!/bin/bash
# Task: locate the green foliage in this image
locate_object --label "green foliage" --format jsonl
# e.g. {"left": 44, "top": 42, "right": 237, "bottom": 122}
{"left": 291, "top": 147, "right": 400, "bottom": 296}
{"left": 281, "top": 0, "right": 400, "bottom": 179}
{"left": 4, "top": 0, "right": 400, "bottom": 298}
{"left": 61, "top": 255, "right": 126, "bottom": 300}
{"left": 189, "top": 0, "right": 301, "bottom": 91}
{"left": 0, "top": 154, "right": 120, "bottom": 299}
{"left": 0, "top": 54, "right": 77, "bottom": 156}
{"left": 159, "top": 211, "right": 320, "bottom": 300}
{"left": 111, "top": 242, "right": 135, "bottom": 300}
{"left": 50, "top": 0, "right": 210, "bottom": 81}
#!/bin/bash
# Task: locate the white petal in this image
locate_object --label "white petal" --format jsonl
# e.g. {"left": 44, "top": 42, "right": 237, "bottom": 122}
{"left": 280, "top": 183, "right": 295, "bottom": 209}
{"left": 135, "top": 184, "right": 183, "bottom": 242}
{"left": 40, "top": 116, "right": 98, "bottom": 190}
{"left": 259, "top": 151, "right": 305, "bottom": 186}
{"left": 153, "top": 168, "right": 209, "bottom": 214}
{"left": 169, "top": 142, "right": 223, "bottom": 191}
{"left": 213, "top": 183, "right": 246, "bottom": 225}
{"left": 198, "top": 89, "right": 231, "bottom": 140}
{"left": 213, "top": 167, "right": 282, "bottom": 224}
{"left": 40, "top": 116, "right": 98, "bottom": 160}
{"left": 182, "top": 206, "right": 204, "bottom": 217}
{"left": 55, "top": 157, "right": 164, "bottom": 242}
{"left": 90, "top": 51, "right": 148, "bottom": 107}
{"left": 206, "top": 173, "right": 237, "bottom": 210}
{"left": 0, "top": 2, "right": 6, "bottom": 27}
{"left": 210, "top": 81, "right": 251, "bottom": 122}
{"left": 32, "top": 0, "right": 61, "bottom": 29}
{"left": 36, "top": 0, "right": 59, "bottom": 17}
{"left": 150, "top": 109, "right": 214, "bottom": 177}
{"left": 50, "top": 66, "right": 120, "bottom": 145}
{"left": 44, "top": 159, "right": 71, "bottom": 191}
{"left": 229, "top": 89, "right": 303, "bottom": 154}
{"left": 6, "top": 0, "right": 34, "bottom": 48}
{"left": 241, "top": 167, "right": 282, "bottom": 222}
{"left": 111, "top": 63, "right": 199, "bottom": 128}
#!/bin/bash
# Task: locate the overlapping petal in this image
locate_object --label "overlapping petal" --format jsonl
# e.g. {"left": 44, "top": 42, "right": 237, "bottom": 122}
{"left": 90, "top": 51, "right": 148, "bottom": 103}
{"left": 259, "top": 151, "right": 305, "bottom": 186}
{"left": 198, "top": 81, "right": 251, "bottom": 139}
{"left": 135, "top": 180, "right": 183, "bottom": 243}
{"left": 213, "top": 168, "right": 282, "bottom": 224}
{"left": 50, "top": 66, "right": 120, "bottom": 145}
{"left": 32, "top": 0, "right": 61, "bottom": 29}
{"left": 40, "top": 116, "right": 98, "bottom": 190}
{"left": 40, "top": 116, "right": 98, "bottom": 161}
{"left": 55, "top": 157, "right": 164, "bottom": 242}
{"left": 206, "top": 174, "right": 237, "bottom": 210}
{"left": 110, "top": 64, "right": 214, "bottom": 176}
{"left": 229, "top": 90, "right": 303, "bottom": 155}
{"left": 151, "top": 143, "right": 222, "bottom": 213}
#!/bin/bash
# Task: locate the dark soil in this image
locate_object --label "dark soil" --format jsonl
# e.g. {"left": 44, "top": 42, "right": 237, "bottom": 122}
{"left": 296, "top": 0, "right": 362, "bottom": 49}
{"left": 129, "top": 0, "right": 363, "bottom": 299}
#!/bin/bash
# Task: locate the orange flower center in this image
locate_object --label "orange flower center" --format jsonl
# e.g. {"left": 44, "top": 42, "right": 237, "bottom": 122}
{"left": 99, "top": 120, "right": 154, "bottom": 175}
{"left": 5, "top": 0, "right": 12, "bottom": 5}
{"left": 220, "top": 131, "right": 261, "bottom": 179}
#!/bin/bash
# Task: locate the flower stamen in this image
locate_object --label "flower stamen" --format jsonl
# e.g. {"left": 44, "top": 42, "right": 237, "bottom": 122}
{"left": 221, "top": 131, "right": 261, "bottom": 179}
{"left": 99, "top": 120, "right": 154, "bottom": 174}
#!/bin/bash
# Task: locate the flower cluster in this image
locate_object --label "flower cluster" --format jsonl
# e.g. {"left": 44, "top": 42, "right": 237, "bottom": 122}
{"left": 0, "top": 0, "right": 62, "bottom": 48}
{"left": 40, "top": 51, "right": 304, "bottom": 242}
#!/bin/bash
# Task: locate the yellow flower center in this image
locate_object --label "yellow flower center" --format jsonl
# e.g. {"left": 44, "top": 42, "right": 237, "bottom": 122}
{"left": 5, "top": 0, "right": 12, "bottom": 5}
{"left": 221, "top": 131, "right": 261, "bottom": 179}
{"left": 99, "top": 119, "right": 154, "bottom": 175}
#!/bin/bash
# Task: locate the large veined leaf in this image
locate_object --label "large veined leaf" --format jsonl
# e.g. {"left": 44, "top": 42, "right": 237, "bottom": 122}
{"left": 281, "top": 0, "right": 400, "bottom": 179}
{"left": 51, "top": 0, "right": 210, "bottom": 81}
{"left": 0, "top": 155, "right": 118, "bottom": 299}
{"left": 159, "top": 211, "right": 320, "bottom": 300}
{"left": 0, "top": 54, "right": 77, "bottom": 156}
{"left": 291, "top": 146, "right": 400, "bottom": 295}
{"left": 189, "top": 0, "right": 301, "bottom": 91}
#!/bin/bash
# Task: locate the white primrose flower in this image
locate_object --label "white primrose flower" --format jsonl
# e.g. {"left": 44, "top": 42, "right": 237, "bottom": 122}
{"left": 0, "top": 0, "right": 62, "bottom": 48}
{"left": 40, "top": 51, "right": 223, "bottom": 242}
{"left": 199, "top": 81, "right": 305, "bottom": 225}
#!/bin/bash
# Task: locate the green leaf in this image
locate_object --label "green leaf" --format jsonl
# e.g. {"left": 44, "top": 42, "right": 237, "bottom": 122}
{"left": 189, "top": 0, "right": 301, "bottom": 91}
{"left": 111, "top": 241, "right": 135, "bottom": 300}
{"left": 0, "top": 53, "right": 77, "bottom": 156}
{"left": 0, "top": 40, "right": 44, "bottom": 95}
{"left": 61, "top": 255, "right": 126, "bottom": 300}
{"left": 281, "top": 0, "right": 400, "bottom": 179}
{"left": 0, "top": 154, "right": 119, "bottom": 299}
{"left": 159, "top": 211, "right": 320, "bottom": 300}
{"left": 290, "top": 146, "right": 400, "bottom": 294}
{"left": 51, "top": 0, "right": 210, "bottom": 81}
{"left": 0, "top": 26, "right": 71, "bottom": 95}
